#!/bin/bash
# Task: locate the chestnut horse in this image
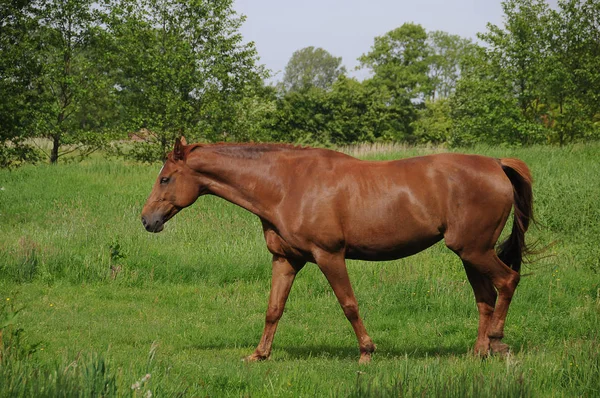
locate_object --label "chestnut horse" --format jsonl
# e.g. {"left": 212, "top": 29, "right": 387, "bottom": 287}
{"left": 141, "top": 138, "right": 533, "bottom": 363}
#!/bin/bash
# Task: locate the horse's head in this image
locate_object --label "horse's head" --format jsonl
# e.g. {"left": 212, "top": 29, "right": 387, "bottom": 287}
{"left": 141, "top": 137, "right": 200, "bottom": 233}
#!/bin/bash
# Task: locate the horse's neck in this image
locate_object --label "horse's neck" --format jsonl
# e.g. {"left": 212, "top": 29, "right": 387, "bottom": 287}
{"left": 191, "top": 149, "right": 284, "bottom": 220}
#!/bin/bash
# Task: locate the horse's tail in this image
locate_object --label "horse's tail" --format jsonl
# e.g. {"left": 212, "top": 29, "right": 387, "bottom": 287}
{"left": 497, "top": 158, "right": 534, "bottom": 273}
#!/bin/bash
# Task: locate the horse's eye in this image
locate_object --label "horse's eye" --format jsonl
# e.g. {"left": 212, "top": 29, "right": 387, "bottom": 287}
{"left": 160, "top": 177, "right": 169, "bottom": 184}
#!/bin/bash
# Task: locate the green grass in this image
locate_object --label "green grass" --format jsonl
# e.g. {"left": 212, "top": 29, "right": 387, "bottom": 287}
{"left": 1, "top": 144, "right": 599, "bottom": 397}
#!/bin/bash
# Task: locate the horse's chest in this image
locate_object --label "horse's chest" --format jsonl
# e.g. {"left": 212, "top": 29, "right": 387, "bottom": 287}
{"left": 263, "top": 228, "right": 303, "bottom": 258}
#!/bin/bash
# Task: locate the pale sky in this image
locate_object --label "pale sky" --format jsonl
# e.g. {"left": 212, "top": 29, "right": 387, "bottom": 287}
{"left": 234, "top": 0, "right": 558, "bottom": 82}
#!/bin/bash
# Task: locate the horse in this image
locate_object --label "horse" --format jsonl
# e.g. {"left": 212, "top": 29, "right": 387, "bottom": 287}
{"left": 141, "top": 137, "right": 533, "bottom": 363}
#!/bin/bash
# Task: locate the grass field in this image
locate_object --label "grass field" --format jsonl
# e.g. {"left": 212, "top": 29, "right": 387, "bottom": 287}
{"left": 1, "top": 144, "right": 599, "bottom": 397}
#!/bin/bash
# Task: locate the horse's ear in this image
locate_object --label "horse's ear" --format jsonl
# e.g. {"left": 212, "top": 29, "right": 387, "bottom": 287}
{"left": 174, "top": 137, "right": 186, "bottom": 161}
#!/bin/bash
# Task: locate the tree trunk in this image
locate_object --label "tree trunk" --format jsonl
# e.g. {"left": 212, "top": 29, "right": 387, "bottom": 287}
{"left": 50, "top": 134, "right": 60, "bottom": 164}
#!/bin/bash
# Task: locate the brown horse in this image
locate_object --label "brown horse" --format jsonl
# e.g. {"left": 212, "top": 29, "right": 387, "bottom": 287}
{"left": 141, "top": 138, "right": 533, "bottom": 363}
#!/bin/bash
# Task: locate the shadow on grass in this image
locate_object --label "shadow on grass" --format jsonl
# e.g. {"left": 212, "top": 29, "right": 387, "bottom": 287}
{"left": 188, "top": 340, "right": 471, "bottom": 361}
{"left": 279, "top": 343, "right": 469, "bottom": 361}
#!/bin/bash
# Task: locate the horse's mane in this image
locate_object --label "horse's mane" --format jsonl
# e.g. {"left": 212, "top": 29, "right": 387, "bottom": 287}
{"left": 187, "top": 142, "right": 313, "bottom": 159}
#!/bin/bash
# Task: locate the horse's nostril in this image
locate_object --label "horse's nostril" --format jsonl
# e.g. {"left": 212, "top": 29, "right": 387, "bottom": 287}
{"left": 141, "top": 216, "right": 147, "bottom": 227}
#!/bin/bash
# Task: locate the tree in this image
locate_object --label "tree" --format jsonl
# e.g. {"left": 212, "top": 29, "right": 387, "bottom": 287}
{"left": 267, "top": 74, "right": 419, "bottom": 146}
{"left": 281, "top": 46, "right": 346, "bottom": 93}
{"left": 359, "top": 23, "right": 430, "bottom": 100}
{"left": 451, "top": 0, "right": 600, "bottom": 146}
{"left": 226, "top": 83, "right": 278, "bottom": 143}
{"left": 268, "top": 87, "right": 330, "bottom": 144}
{"left": 326, "top": 76, "right": 376, "bottom": 144}
{"left": 358, "top": 23, "right": 431, "bottom": 139}
{"left": 412, "top": 98, "right": 452, "bottom": 144}
{"left": 427, "top": 31, "right": 476, "bottom": 100}
{"left": 30, "top": 0, "right": 116, "bottom": 164}
{"left": 479, "top": 0, "right": 553, "bottom": 120}
{"left": 107, "top": 0, "right": 267, "bottom": 161}
{"left": 0, "top": 0, "right": 41, "bottom": 167}
{"left": 449, "top": 0, "right": 552, "bottom": 146}
{"left": 411, "top": 32, "right": 476, "bottom": 144}
{"left": 450, "top": 47, "right": 544, "bottom": 146}
{"left": 542, "top": 0, "right": 600, "bottom": 144}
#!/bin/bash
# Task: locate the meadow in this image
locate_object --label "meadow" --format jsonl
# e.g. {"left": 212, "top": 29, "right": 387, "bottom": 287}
{"left": 0, "top": 144, "right": 599, "bottom": 397}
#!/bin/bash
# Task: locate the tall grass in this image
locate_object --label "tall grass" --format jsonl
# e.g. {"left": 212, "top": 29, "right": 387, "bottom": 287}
{"left": 0, "top": 144, "right": 599, "bottom": 396}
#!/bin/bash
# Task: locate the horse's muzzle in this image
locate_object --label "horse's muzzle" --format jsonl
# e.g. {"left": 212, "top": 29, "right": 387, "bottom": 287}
{"left": 141, "top": 214, "right": 165, "bottom": 233}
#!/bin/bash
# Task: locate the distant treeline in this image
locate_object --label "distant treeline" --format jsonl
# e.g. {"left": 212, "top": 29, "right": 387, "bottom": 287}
{"left": 1, "top": 0, "right": 599, "bottom": 166}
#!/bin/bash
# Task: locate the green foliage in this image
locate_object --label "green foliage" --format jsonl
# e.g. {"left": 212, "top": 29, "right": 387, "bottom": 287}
{"left": 281, "top": 46, "right": 346, "bottom": 93}
{"left": 268, "top": 75, "right": 418, "bottom": 145}
{"left": 450, "top": 0, "right": 600, "bottom": 146}
{"left": 0, "top": 144, "right": 41, "bottom": 170}
{"left": 346, "top": 24, "right": 476, "bottom": 143}
{"left": 0, "top": 1, "right": 42, "bottom": 167}
{"left": 106, "top": 0, "right": 267, "bottom": 161}
{"left": 225, "top": 85, "right": 279, "bottom": 142}
{"left": 481, "top": 0, "right": 553, "bottom": 117}
{"left": 450, "top": 47, "right": 543, "bottom": 146}
{"left": 269, "top": 86, "right": 330, "bottom": 144}
{"left": 359, "top": 23, "right": 430, "bottom": 99}
{"left": 326, "top": 76, "right": 378, "bottom": 143}
{"left": 351, "top": 23, "right": 432, "bottom": 140}
{"left": 412, "top": 99, "right": 452, "bottom": 144}
{"left": 31, "top": 0, "right": 119, "bottom": 163}
{"left": 542, "top": 0, "right": 600, "bottom": 144}
{"left": 2, "top": 0, "right": 599, "bottom": 165}
{"left": 0, "top": 0, "right": 268, "bottom": 166}
{"left": 271, "top": 23, "right": 449, "bottom": 146}
{"left": 427, "top": 31, "right": 477, "bottom": 100}
{"left": 269, "top": 6, "right": 599, "bottom": 148}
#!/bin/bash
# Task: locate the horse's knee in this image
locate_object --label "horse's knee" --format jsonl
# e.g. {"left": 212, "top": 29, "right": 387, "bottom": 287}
{"left": 265, "top": 305, "right": 283, "bottom": 324}
{"left": 340, "top": 301, "right": 359, "bottom": 321}
{"left": 496, "top": 271, "right": 520, "bottom": 298}
{"left": 476, "top": 301, "right": 494, "bottom": 317}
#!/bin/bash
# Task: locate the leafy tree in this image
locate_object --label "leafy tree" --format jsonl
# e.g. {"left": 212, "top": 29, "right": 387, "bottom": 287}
{"left": 542, "top": 0, "right": 600, "bottom": 144}
{"left": 480, "top": 0, "right": 553, "bottom": 120}
{"left": 226, "top": 84, "right": 278, "bottom": 142}
{"left": 0, "top": 0, "right": 41, "bottom": 167}
{"left": 107, "top": 0, "right": 267, "bottom": 161}
{"left": 326, "top": 76, "right": 376, "bottom": 144}
{"left": 450, "top": 47, "right": 544, "bottom": 146}
{"left": 30, "top": 0, "right": 116, "bottom": 163}
{"left": 268, "top": 74, "right": 418, "bottom": 146}
{"left": 357, "top": 23, "right": 431, "bottom": 139}
{"left": 427, "top": 31, "right": 476, "bottom": 100}
{"left": 281, "top": 46, "right": 346, "bottom": 93}
{"left": 359, "top": 23, "right": 430, "bottom": 101}
{"left": 269, "top": 87, "right": 330, "bottom": 144}
{"left": 412, "top": 99, "right": 452, "bottom": 144}
{"left": 451, "top": 0, "right": 599, "bottom": 146}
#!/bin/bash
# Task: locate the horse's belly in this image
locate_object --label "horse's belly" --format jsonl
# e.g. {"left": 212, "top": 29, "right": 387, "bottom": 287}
{"left": 345, "top": 233, "right": 443, "bottom": 261}
{"left": 342, "top": 213, "right": 443, "bottom": 261}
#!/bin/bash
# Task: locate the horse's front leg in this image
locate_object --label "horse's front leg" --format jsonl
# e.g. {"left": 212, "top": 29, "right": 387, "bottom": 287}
{"left": 315, "top": 252, "right": 376, "bottom": 364}
{"left": 245, "top": 255, "right": 305, "bottom": 361}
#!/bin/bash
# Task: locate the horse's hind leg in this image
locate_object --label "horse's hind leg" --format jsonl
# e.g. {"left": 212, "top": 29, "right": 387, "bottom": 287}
{"left": 462, "top": 261, "right": 497, "bottom": 355}
{"left": 461, "top": 250, "right": 520, "bottom": 355}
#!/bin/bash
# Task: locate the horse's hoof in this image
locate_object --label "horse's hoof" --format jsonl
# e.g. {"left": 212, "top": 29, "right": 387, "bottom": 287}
{"left": 473, "top": 341, "right": 491, "bottom": 357}
{"left": 490, "top": 339, "right": 510, "bottom": 356}
{"left": 358, "top": 353, "right": 372, "bottom": 364}
{"left": 243, "top": 353, "right": 269, "bottom": 362}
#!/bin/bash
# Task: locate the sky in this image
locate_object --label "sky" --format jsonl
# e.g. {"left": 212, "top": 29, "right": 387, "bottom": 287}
{"left": 234, "top": 0, "right": 558, "bottom": 82}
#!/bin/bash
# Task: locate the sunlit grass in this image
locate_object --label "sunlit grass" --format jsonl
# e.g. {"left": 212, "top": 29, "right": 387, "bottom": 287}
{"left": 1, "top": 144, "right": 599, "bottom": 396}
